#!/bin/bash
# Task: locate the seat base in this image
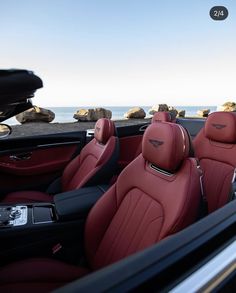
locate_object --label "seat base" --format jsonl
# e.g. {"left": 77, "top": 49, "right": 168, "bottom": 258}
{"left": 0, "top": 258, "right": 89, "bottom": 292}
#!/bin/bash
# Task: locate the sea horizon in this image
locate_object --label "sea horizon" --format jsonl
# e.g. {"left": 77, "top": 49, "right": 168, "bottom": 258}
{"left": 5, "top": 105, "right": 217, "bottom": 125}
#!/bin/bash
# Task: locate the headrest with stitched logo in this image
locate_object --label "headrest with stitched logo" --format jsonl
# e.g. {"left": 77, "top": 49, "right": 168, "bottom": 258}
{"left": 151, "top": 112, "right": 172, "bottom": 123}
{"left": 142, "top": 122, "right": 190, "bottom": 172}
{"left": 205, "top": 112, "right": 236, "bottom": 143}
{"left": 94, "top": 118, "right": 115, "bottom": 144}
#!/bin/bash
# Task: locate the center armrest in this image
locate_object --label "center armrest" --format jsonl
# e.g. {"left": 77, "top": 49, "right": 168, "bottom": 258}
{"left": 54, "top": 185, "right": 109, "bottom": 221}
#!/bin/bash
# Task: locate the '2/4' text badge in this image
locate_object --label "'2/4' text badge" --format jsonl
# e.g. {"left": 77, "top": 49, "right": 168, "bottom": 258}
{"left": 210, "top": 6, "right": 228, "bottom": 21}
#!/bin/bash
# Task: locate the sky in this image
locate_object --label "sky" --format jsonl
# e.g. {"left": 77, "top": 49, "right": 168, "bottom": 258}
{"left": 0, "top": 0, "right": 235, "bottom": 107}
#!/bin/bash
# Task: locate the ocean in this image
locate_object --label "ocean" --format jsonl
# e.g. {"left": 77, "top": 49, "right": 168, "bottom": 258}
{"left": 5, "top": 106, "right": 217, "bottom": 125}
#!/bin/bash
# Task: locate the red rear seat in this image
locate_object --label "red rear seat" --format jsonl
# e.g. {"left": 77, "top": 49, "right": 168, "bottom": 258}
{"left": 0, "top": 121, "right": 201, "bottom": 292}
{"left": 151, "top": 111, "right": 173, "bottom": 123}
{"left": 193, "top": 111, "right": 236, "bottom": 213}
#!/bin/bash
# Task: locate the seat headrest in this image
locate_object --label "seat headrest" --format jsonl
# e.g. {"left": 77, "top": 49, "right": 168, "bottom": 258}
{"left": 142, "top": 122, "right": 190, "bottom": 172}
{"left": 94, "top": 118, "right": 115, "bottom": 144}
{"left": 205, "top": 112, "right": 236, "bottom": 143}
{"left": 151, "top": 112, "right": 172, "bottom": 123}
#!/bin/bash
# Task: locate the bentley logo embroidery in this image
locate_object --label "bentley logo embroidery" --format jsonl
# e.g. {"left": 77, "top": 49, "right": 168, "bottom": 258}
{"left": 212, "top": 123, "right": 226, "bottom": 130}
{"left": 149, "top": 139, "right": 164, "bottom": 148}
{"left": 96, "top": 127, "right": 101, "bottom": 132}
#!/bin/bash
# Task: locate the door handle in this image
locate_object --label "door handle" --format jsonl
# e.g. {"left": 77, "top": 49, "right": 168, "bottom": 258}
{"left": 9, "top": 152, "right": 32, "bottom": 161}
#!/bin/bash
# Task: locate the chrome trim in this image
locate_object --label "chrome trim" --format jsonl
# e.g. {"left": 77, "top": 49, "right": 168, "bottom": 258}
{"left": 149, "top": 163, "right": 173, "bottom": 177}
{"left": 10, "top": 206, "right": 28, "bottom": 226}
{"left": 170, "top": 240, "right": 236, "bottom": 293}
{"left": 139, "top": 124, "right": 150, "bottom": 132}
{"left": 33, "top": 219, "right": 54, "bottom": 224}
{"left": 10, "top": 152, "right": 32, "bottom": 161}
{"left": 86, "top": 129, "right": 95, "bottom": 136}
{"left": 37, "top": 141, "right": 81, "bottom": 148}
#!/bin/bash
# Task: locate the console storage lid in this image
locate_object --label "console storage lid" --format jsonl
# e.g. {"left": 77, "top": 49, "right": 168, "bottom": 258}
{"left": 54, "top": 185, "right": 109, "bottom": 221}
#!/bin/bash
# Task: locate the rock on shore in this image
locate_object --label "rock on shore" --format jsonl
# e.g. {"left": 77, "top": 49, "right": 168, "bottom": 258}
{"left": 148, "top": 104, "right": 169, "bottom": 115}
{"left": 197, "top": 109, "right": 210, "bottom": 117}
{"left": 73, "top": 107, "right": 112, "bottom": 121}
{"left": 178, "top": 110, "right": 185, "bottom": 117}
{"left": 16, "top": 106, "right": 55, "bottom": 124}
{"left": 217, "top": 101, "right": 236, "bottom": 112}
{"left": 124, "top": 107, "right": 146, "bottom": 119}
{"left": 148, "top": 104, "right": 185, "bottom": 118}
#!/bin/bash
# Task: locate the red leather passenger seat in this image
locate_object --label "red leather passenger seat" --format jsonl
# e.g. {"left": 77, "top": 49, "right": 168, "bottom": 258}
{"left": 2, "top": 118, "right": 118, "bottom": 203}
{"left": 193, "top": 112, "right": 236, "bottom": 213}
{"left": 0, "top": 122, "right": 201, "bottom": 292}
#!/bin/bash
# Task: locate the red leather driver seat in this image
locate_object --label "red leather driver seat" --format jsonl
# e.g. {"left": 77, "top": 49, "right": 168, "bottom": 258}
{"left": 0, "top": 122, "right": 201, "bottom": 292}
{"left": 2, "top": 118, "right": 119, "bottom": 203}
{"left": 193, "top": 111, "right": 236, "bottom": 213}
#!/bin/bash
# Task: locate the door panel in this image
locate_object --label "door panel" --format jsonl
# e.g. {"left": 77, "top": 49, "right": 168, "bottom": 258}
{"left": 0, "top": 145, "right": 78, "bottom": 175}
{"left": 0, "top": 131, "right": 86, "bottom": 194}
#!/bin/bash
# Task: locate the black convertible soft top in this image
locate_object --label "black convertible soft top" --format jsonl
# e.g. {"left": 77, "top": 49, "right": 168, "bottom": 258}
{"left": 0, "top": 69, "right": 43, "bottom": 105}
{"left": 0, "top": 69, "right": 43, "bottom": 122}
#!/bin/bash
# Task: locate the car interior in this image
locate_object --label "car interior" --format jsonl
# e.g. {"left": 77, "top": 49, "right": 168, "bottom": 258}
{"left": 0, "top": 69, "right": 236, "bottom": 291}
{"left": 0, "top": 112, "right": 236, "bottom": 290}
{"left": 1, "top": 117, "right": 119, "bottom": 203}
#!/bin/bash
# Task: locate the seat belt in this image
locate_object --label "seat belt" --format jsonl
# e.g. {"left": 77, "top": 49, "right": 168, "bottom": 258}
{"left": 197, "top": 163, "right": 208, "bottom": 218}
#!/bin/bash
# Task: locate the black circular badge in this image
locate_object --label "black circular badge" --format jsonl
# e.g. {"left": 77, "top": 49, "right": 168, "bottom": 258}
{"left": 210, "top": 6, "right": 228, "bottom": 21}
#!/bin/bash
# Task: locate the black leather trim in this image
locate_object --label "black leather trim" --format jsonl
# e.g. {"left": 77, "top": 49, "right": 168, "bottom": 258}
{"left": 54, "top": 186, "right": 106, "bottom": 220}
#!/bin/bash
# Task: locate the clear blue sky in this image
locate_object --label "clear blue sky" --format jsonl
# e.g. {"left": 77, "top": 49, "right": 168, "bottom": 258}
{"left": 0, "top": 0, "right": 235, "bottom": 107}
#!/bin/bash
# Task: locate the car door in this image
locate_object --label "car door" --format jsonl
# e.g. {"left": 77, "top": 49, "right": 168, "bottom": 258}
{"left": 0, "top": 130, "right": 86, "bottom": 196}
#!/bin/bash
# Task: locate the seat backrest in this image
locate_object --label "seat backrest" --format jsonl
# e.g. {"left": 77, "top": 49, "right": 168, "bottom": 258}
{"left": 62, "top": 118, "right": 119, "bottom": 192}
{"left": 193, "top": 112, "right": 236, "bottom": 213}
{"left": 85, "top": 122, "right": 201, "bottom": 270}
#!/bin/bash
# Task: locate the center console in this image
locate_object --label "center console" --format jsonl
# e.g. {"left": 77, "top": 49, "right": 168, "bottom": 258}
{"left": 0, "top": 205, "right": 28, "bottom": 227}
{"left": 0, "top": 203, "right": 56, "bottom": 229}
{"left": 0, "top": 185, "right": 108, "bottom": 230}
{"left": 0, "top": 185, "right": 108, "bottom": 264}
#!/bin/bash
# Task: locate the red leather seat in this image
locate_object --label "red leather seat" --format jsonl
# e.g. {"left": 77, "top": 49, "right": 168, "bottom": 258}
{"left": 0, "top": 122, "right": 201, "bottom": 292}
{"left": 2, "top": 118, "right": 119, "bottom": 203}
{"left": 193, "top": 111, "right": 236, "bottom": 213}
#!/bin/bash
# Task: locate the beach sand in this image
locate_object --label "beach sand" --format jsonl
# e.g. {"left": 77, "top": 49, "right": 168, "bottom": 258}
{"left": 9, "top": 119, "right": 152, "bottom": 138}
